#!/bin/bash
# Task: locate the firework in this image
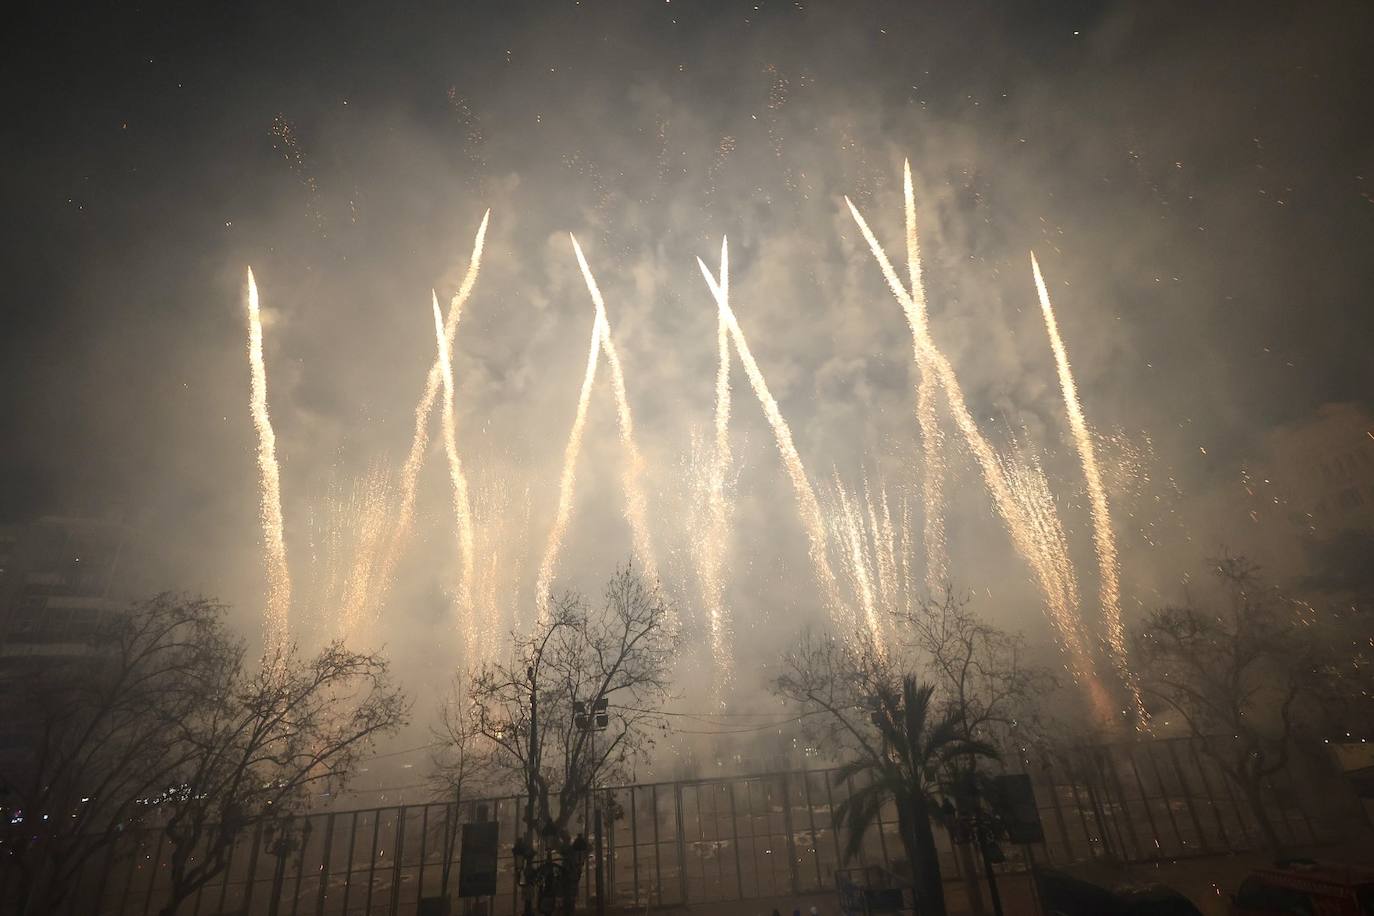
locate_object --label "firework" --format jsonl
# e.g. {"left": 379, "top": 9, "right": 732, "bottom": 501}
{"left": 245, "top": 267, "right": 291, "bottom": 658}
{"left": 1031, "top": 254, "right": 1148, "bottom": 729}
{"left": 570, "top": 235, "right": 660, "bottom": 587}
{"left": 844, "top": 193, "right": 1100, "bottom": 689}
{"left": 697, "top": 241, "right": 849, "bottom": 633}
{"left": 535, "top": 313, "right": 602, "bottom": 621}
{"left": 903, "top": 162, "right": 949, "bottom": 594}
{"left": 372, "top": 211, "right": 489, "bottom": 634}
{"left": 831, "top": 474, "right": 885, "bottom": 652}
{"left": 696, "top": 239, "right": 735, "bottom": 686}
{"left": 432, "top": 293, "right": 478, "bottom": 655}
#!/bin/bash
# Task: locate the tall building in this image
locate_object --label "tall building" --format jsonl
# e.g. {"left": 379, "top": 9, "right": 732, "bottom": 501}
{"left": 1261, "top": 402, "right": 1374, "bottom": 535}
{"left": 0, "top": 515, "right": 141, "bottom": 661}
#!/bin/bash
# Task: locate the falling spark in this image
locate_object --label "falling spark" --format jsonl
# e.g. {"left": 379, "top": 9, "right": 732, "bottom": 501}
{"left": 336, "top": 462, "right": 396, "bottom": 640}
{"left": 432, "top": 292, "right": 477, "bottom": 654}
{"left": 904, "top": 162, "right": 948, "bottom": 594}
{"left": 697, "top": 241, "right": 849, "bottom": 634}
{"left": 246, "top": 267, "right": 291, "bottom": 657}
{"left": 865, "top": 476, "right": 902, "bottom": 620}
{"left": 844, "top": 193, "right": 1100, "bottom": 694}
{"left": 1031, "top": 254, "right": 1149, "bottom": 730}
{"left": 372, "top": 211, "right": 489, "bottom": 635}
{"left": 832, "top": 475, "right": 885, "bottom": 651}
{"left": 535, "top": 315, "right": 602, "bottom": 621}
{"left": 471, "top": 477, "right": 530, "bottom": 662}
{"left": 570, "top": 235, "right": 660, "bottom": 588}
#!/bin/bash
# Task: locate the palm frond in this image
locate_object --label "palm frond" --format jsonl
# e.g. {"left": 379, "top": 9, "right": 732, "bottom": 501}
{"left": 833, "top": 779, "right": 888, "bottom": 863}
{"left": 834, "top": 755, "right": 877, "bottom": 786}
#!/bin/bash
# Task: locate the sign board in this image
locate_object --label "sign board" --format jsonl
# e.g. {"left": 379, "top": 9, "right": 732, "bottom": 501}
{"left": 458, "top": 821, "right": 500, "bottom": 898}
{"left": 990, "top": 773, "right": 1044, "bottom": 844}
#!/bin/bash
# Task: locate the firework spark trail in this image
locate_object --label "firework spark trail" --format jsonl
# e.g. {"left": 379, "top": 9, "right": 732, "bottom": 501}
{"left": 697, "top": 242, "right": 849, "bottom": 633}
{"left": 432, "top": 293, "right": 478, "bottom": 655}
{"left": 698, "top": 238, "right": 735, "bottom": 684}
{"left": 844, "top": 196, "right": 1099, "bottom": 688}
{"left": 535, "top": 314, "right": 602, "bottom": 621}
{"left": 1031, "top": 254, "right": 1148, "bottom": 729}
{"left": 1001, "top": 444, "right": 1080, "bottom": 638}
{"left": 898, "top": 495, "right": 914, "bottom": 606}
{"left": 832, "top": 475, "right": 885, "bottom": 653}
{"left": 866, "top": 477, "right": 901, "bottom": 620}
{"left": 569, "top": 235, "right": 660, "bottom": 588}
{"left": 904, "top": 162, "right": 949, "bottom": 594}
{"left": 370, "top": 211, "right": 489, "bottom": 636}
{"left": 336, "top": 463, "right": 395, "bottom": 640}
{"left": 246, "top": 268, "right": 291, "bottom": 658}
{"left": 472, "top": 478, "right": 529, "bottom": 659}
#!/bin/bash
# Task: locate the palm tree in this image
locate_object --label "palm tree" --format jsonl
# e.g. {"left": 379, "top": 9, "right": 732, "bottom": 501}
{"left": 834, "top": 675, "right": 998, "bottom": 916}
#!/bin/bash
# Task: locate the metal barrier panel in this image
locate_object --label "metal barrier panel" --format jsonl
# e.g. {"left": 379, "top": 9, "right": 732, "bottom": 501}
{"left": 3, "top": 737, "right": 1350, "bottom": 916}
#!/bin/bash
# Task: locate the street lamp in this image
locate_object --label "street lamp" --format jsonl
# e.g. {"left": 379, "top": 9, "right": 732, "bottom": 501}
{"left": 573, "top": 697, "right": 609, "bottom": 916}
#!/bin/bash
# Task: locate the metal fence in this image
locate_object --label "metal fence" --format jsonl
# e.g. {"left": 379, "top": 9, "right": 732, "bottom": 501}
{"left": 6, "top": 737, "right": 1347, "bottom": 916}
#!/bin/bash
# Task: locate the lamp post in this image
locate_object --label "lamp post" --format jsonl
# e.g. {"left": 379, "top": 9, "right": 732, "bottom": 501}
{"left": 574, "top": 697, "right": 609, "bottom": 916}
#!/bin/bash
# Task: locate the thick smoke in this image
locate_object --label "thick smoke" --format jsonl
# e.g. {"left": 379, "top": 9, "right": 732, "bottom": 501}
{"left": 4, "top": 2, "right": 1373, "bottom": 768}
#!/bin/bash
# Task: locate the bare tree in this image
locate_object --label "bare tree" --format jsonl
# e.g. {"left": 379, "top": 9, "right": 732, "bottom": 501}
{"left": 1135, "top": 555, "right": 1316, "bottom": 849}
{"left": 428, "top": 677, "right": 498, "bottom": 896}
{"left": 465, "top": 565, "right": 678, "bottom": 912}
{"left": 897, "top": 587, "right": 1055, "bottom": 751}
{"left": 0, "top": 594, "right": 229, "bottom": 916}
{"left": 154, "top": 641, "right": 409, "bottom": 916}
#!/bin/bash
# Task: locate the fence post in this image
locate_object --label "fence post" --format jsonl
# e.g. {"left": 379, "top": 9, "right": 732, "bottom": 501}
{"left": 822, "top": 770, "right": 844, "bottom": 874}
{"left": 389, "top": 806, "right": 406, "bottom": 915}
{"left": 1187, "top": 741, "right": 1233, "bottom": 850}
{"left": 629, "top": 788, "right": 640, "bottom": 907}
{"left": 1124, "top": 745, "right": 1163, "bottom": 860}
{"left": 1098, "top": 747, "right": 1143, "bottom": 860}
{"left": 1141, "top": 744, "right": 1185, "bottom": 855}
{"left": 651, "top": 785, "right": 663, "bottom": 906}
{"left": 314, "top": 813, "right": 335, "bottom": 916}
{"left": 240, "top": 824, "right": 264, "bottom": 916}
{"left": 414, "top": 806, "right": 429, "bottom": 903}
{"left": 674, "top": 783, "right": 688, "bottom": 905}
{"left": 800, "top": 768, "right": 823, "bottom": 891}
{"left": 1039, "top": 758, "right": 1075, "bottom": 863}
{"left": 726, "top": 780, "right": 744, "bottom": 900}
{"left": 363, "top": 811, "right": 381, "bottom": 914}
{"left": 1165, "top": 741, "right": 1211, "bottom": 853}
{"left": 338, "top": 811, "right": 360, "bottom": 915}
{"left": 780, "top": 772, "right": 800, "bottom": 896}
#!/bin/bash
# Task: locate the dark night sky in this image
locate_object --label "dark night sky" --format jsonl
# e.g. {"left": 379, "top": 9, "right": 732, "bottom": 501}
{"left": 2, "top": 1, "right": 1373, "bottom": 667}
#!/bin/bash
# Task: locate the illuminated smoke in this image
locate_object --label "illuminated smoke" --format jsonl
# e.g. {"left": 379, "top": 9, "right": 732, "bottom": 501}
{"left": 828, "top": 474, "right": 913, "bottom": 653}
{"left": 245, "top": 267, "right": 291, "bottom": 657}
{"left": 1031, "top": 254, "right": 1148, "bottom": 729}
{"left": 697, "top": 240, "right": 850, "bottom": 634}
{"left": 903, "top": 162, "right": 948, "bottom": 594}
{"left": 535, "top": 314, "right": 601, "bottom": 621}
{"left": 471, "top": 476, "right": 530, "bottom": 661}
{"left": 865, "top": 476, "right": 904, "bottom": 621}
{"left": 336, "top": 462, "right": 396, "bottom": 640}
{"left": 371, "top": 211, "right": 489, "bottom": 638}
{"left": 432, "top": 293, "right": 478, "bottom": 656}
{"left": 830, "top": 475, "right": 885, "bottom": 651}
{"left": 844, "top": 192, "right": 1101, "bottom": 694}
{"left": 570, "top": 235, "right": 660, "bottom": 588}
